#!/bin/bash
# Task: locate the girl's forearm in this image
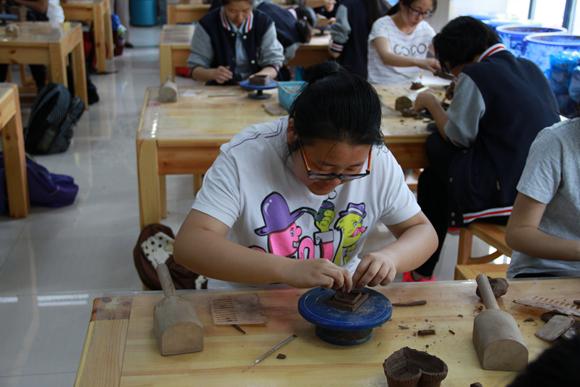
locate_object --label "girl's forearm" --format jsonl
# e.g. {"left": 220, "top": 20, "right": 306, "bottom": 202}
{"left": 506, "top": 226, "right": 580, "bottom": 262}
{"left": 382, "top": 222, "right": 438, "bottom": 272}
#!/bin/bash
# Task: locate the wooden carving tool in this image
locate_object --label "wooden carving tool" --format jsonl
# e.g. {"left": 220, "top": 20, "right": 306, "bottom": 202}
{"left": 515, "top": 295, "right": 580, "bottom": 317}
{"left": 154, "top": 263, "right": 203, "bottom": 356}
{"left": 473, "top": 274, "right": 528, "bottom": 371}
{"left": 242, "top": 334, "right": 297, "bottom": 372}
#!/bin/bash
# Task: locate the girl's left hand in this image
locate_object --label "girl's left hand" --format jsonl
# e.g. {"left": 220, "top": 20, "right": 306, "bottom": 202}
{"left": 350, "top": 252, "right": 397, "bottom": 289}
{"left": 418, "top": 58, "right": 441, "bottom": 74}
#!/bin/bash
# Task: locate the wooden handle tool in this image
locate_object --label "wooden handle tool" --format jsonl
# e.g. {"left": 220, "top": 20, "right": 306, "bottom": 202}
{"left": 153, "top": 263, "right": 204, "bottom": 356}
{"left": 472, "top": 274, "right": 528, "bottom": 371}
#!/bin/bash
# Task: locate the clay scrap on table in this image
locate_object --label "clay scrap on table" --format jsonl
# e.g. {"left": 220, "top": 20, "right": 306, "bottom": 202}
{"left": 417, "top": 329, "right": 436, "bottom": 336}
{"left": 476, "top": 276, "right": 509, "bottom": 299}
{"left": 249, "top": 74, "right": 270, "bottom": 86}
{"left": 326, "top": 290, "right": 369, "bottom": 312}
{"left": 392, "top": 300, "right": 427, "bottom": 307}
{"left": 383, "top": 347, "right": 448, "bottom": 387}
{"left": 410, "top": 82, "right": 425, "bottom": 90}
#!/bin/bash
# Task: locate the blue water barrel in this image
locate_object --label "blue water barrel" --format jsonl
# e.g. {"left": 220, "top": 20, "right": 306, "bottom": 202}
{"left": 523, "top": 33, "right": 580, "bottom": 74}
{"left": 497, "top": 25, "right": 567, "bottom": 57}
{"left": 130, "top": 0, "right": 157, "bottom": 26}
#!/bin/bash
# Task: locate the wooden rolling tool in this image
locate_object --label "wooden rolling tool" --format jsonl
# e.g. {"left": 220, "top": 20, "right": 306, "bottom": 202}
{"left": 154, "top": 263, "right": 203, "bottom": 356}
{"left": 159, "top": 76, "right": 178, "bottom": 102}
{"left": 473, "top": 274, "right": 528, "bottom": 371}
{"left": 394, "top": 86, "right": 429, "bottom": 111}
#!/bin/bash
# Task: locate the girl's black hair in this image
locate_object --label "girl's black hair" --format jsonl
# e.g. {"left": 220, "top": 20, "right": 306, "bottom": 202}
{"left": 364, "top": 0, "right": 391, "bottom": 30}
{"left": 288, "top": 61, "right": 384, "bottom": 153}
{"left": 219, "top": 0, "right": 253, "bottom": 6}
{"left": 433, "top": 16, "right": 500, "bottom": 73}
{"left": 295, "top": 5, "right": 316, "bottom": 43}
{"left": 386, "top": 0, "right": 437, "bottom": 17}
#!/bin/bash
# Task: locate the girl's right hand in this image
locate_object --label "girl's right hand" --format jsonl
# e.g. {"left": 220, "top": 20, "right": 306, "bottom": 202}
{"left": 418, "top": 58, "right": 441, "bottom": 74}
{"left": 282, "top": 258, "right": 352, "bottom": 291}
{"left": 215, "top": 66, "right": 233, "bottom": 84}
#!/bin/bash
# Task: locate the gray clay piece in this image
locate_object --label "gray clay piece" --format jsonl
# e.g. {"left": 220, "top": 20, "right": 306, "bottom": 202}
{"left": 326, "top": 290, "right": 369, "bottom": 312}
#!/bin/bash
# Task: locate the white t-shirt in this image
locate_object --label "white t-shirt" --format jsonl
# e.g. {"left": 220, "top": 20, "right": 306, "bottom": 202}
{"left": 47, "top": 0, "right": 65, "bottom": 23}
{"left": 192, "top": 117, "right": 420, "bottom": 270}
{"left": 367, "top": 16, "right": 435, "bottom": 84}
{"left": 507, "top": 118, "right": 580, "bottom": 278}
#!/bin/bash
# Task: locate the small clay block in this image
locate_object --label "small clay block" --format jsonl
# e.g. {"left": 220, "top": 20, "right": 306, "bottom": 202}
{"left": 383, "top": 347, "right": 448, "bottom": 387}
{"left": 476, "top": 276, "right": 508, "bottom": 299}
{"left": 470, "top": 383, "right": 483, "bottom": 387}
{"left": 410, "top": 82, "right": 425, "bottom": 90}
{"left": 392, "top": 300, "right": 427, "bottom": 307}
{"left": 417, "top": 329, "right": 435, "bottom": 336}
{"left": 248, "top": 74, "right": 270, "bottom": 86}
{"left": 277, "top": 353, "right": 286, "bottom": 359}
{"left": 535, "top": 315, "right": 575, "bottom": 341}
{"left": 326, "top": 290, "right": 369, "bottom": 312}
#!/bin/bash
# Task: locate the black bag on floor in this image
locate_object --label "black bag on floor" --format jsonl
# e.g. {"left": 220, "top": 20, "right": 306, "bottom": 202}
{"left": 24, "top": 83, "right": 85, "bottom": 154}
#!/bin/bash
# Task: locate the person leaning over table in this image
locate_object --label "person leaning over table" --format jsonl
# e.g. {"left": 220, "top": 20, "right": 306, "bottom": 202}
{"left": 327, "top": 0, "right": 391, "bottom": 79}
{"left": 187, "top": 0, "right": 284, "bottom": 85}
{"left": 504, "top": 112, "right": 580, "bottom": 279}
{"left": 367, "top": 0, "right": 439, "bottom": 84}
{"left": 407, "top": 16, "right": 561, "bottom": 282}
{"left": 173, "top": 61, "right": 438, "bottom": 291}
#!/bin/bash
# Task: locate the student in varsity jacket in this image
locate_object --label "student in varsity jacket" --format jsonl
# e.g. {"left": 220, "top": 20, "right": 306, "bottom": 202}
{"left": 408, "top": 16, "right": 561, "bottom": 282}
{"left": 328, "top": 0, "right": 391, "bottom": 79}
{"left": 188, "top": 0, "right": 284, "bottom": 85}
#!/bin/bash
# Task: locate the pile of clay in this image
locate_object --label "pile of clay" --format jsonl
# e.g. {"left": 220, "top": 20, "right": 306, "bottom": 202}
{"left": 476, "top": 276, "right": 509, "bottom": 299}
{"left": 383, "top": 347, "right": 448, "bottom": 387}
{"left": 249, "top": 74, "right": 270, "bottom": 86}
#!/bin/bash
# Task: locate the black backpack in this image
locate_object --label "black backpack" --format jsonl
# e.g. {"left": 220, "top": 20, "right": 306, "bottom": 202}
{"left": 24, "top": 83, "right": 85, "bottom": 154}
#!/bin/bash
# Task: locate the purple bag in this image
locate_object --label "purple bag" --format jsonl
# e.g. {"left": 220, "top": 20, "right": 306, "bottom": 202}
{"left": 0, "top": 154, "right": 79, "bottom": 213}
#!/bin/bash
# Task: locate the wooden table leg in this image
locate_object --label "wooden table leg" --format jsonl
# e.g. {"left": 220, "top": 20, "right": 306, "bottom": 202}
{"left": 104, "top": 0, "right": 114, "bottom": 60}
{"left": 1, "top": 87, "right": 29, "bottom": 218}
{"left": 137, "top": 139, "right": 161, "bottom": 230}
{"left": 49, "top": 42, "right": 69, "bottom": 87}
{"left": 93, "top": 2, "right": 107, "bottom": 73}
{"left": 71, "top": 38, "right": 89, "bottom": 109}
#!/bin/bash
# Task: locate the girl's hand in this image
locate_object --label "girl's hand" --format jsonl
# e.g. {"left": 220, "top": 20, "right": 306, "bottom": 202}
{"left": 215, "top": 66, "right": 233, "bottom": 84}
{"left": 418, "top": 58, "right": 441, "bottom": 74}
{"left": 351, "top": 252, "right": 397, "bottom": 289}
{"left": 282, "top": 258, "right": 352, "bottom": 291}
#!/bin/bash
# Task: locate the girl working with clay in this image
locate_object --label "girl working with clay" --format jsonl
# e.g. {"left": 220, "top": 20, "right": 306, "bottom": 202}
{"left": 367, "top": 0, "right": 440, "bottom": 84}
{"left": 187, "top": 0, "right": 284, "bottom": 85}
{"left": 174, "top": 61, "right": 437, "bottom": 291}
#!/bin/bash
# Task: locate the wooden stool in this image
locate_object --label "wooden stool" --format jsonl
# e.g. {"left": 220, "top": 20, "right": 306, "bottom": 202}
{"left": 455, "top": 220, "right": 512, "bottom": 280}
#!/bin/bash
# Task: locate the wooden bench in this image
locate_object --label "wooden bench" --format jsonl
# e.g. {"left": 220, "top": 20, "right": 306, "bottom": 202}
{"left": 454, "top": 220, "right": 512, "bottom": 280}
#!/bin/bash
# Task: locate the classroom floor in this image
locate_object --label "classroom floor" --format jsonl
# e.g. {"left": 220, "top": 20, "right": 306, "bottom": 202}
{"left": 0, "top": 25, "right": 497, "bottom": 386}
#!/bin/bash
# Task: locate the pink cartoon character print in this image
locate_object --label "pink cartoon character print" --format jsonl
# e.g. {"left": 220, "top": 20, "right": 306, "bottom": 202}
{"left": 333, "top": 203, "right": 367, "bottom": 266}
{"left": 254, "top": 193, "right": 306, "bottom": 258}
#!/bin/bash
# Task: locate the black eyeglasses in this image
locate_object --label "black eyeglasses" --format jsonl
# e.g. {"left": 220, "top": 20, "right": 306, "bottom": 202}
{"left": 298, "top": 139, "right": 372, "bottom": 181}
{"left": 407, "top": 4, "right": 433, "bottom": 19}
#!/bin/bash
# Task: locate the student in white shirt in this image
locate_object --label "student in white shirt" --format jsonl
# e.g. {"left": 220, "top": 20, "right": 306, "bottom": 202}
{"left": 173, "top": 61, "right": 437, "bottom": 291}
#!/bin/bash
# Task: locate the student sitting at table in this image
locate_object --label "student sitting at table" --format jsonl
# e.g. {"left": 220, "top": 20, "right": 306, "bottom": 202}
{"left": 328, "top": 0, "right": 391, "bottom": 79}
{"left": 174, "top": 61, "right": 437, "bottom": 291}
{"left": 406, "top": 16, "right": 561, "bottom": 282}
{"left": 367, "top": 0, "right": 439, "bottom": 84}
{"left": 188, "top": 0, "right": 285, "bottom": 85}
{"left": 504, "top": 114, "right": 580, "bottom": 278}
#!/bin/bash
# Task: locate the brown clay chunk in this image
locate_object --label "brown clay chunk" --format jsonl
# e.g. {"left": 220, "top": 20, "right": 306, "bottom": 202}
{"left": 248, "top": 74, "right": 270, "bottom": 86}
{"left": 410, "top": 81, "right": 425, "bottom": 90}
{"left": 277, "top": 353, "right": 286, "bottom": 359}
{"left": 470, "top": 383, "right": 483, "bottom": 387}
{"left": 326, "top": 290, "right": 369, "bottom": 312}
{"left": 523, "top": 318, "right": 534, "bottom": 322}
{"left": 401, "top": 108, "right": 416, "bottom": 117}
{"left": 398, "top": 325, "right": 410, "bottom": 330}
{"left": 448, "top": 330, "right": 455, "bottom": 335}
{"left": 476, "top": 276, "right": 509, "bottom": 299}
{"left": 383, "top": 347, "right": 448, "bottom": 387}
{"left": 574, "top": 300, "right": 580, "bottom": 306}
{"left": 541, "top": 311, "right": 568, "bottom": 323}
{"left": 392, "top": 300, "right": 427, "bottom": 307}
{"left": 417, "top": 329, "right": 436, "bottom": 336}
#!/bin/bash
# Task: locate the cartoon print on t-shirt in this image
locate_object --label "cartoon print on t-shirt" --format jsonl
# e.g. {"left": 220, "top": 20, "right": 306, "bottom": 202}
{"left": 254, "top": 192, "right": 307, "bottom": 257}
{"left": 334, "top": 203, "right": 367, "bottom": 265}
{"left": 252, "top": 192, "right": 366, "bottom": 264}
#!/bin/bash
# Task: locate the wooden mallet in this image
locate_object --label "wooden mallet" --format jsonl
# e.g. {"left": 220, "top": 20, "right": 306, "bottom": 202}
{"left": 154, "top": 263, "right": 204, "bottom": 356}
{"left": 473, "top": 274, "right": 528, "bottom": 371}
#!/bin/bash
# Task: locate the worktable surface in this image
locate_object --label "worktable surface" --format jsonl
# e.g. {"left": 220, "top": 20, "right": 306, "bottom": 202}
{"left": 75, "top": 278, "right": 579, "bottom": 387}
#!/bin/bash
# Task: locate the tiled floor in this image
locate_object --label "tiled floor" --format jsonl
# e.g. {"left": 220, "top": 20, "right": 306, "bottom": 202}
{"left": 0, "top": 25, "right": 495, "bottom": 386}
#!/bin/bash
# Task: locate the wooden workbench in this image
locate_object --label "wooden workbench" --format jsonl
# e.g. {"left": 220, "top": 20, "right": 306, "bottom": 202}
{"left": 74, "top": 278, "right": 579, "bottom": 387}
{"left": 158, "top": 24, "right": 330, "bottom": 84}
{"left": 166, "top": 0, "right": 210, "bottom": 25}
{"left": 136, "top": 84, "right": 441, "bottom": 230}
{"left": 62, "top": 0, "right": 114, "bottom": 74}
{"left": 0, "top": 84, "right": 29, "bottom": 218}
{"left": 0, "top": 22, "right": 89, "bottom": 109}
